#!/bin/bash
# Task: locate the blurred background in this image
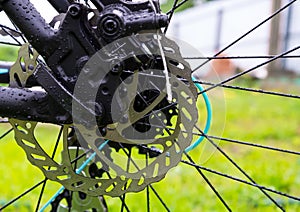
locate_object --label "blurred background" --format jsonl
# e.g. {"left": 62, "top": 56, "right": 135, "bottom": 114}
{"left": 165, "top": 0, "right": 300, "bottom": 79}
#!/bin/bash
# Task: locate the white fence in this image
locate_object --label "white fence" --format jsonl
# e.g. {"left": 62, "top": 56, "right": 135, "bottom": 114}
{"left": 167, "top": 0, "right": 300, "bottom": 74}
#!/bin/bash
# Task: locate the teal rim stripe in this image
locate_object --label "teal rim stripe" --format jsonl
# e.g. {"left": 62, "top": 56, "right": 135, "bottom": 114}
{"left": 185, "top": 76, "right": 212, "bottom": 153}
{"left": 39, "top": 140, "right": 109, "bottom": 212}
{"left": 0, "top": 68, "right": 9, "bottom": 74}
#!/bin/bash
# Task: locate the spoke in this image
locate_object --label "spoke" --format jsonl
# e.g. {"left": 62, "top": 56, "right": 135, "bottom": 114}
{"left": 191, "top": 0, "right": 298, "bottom": 73}
{"left": 0, "top": 23, "right": 23, "bottom": 37}
{"left": 193, "top": 80, "right": 300, "bottom": 100}
{"left": 70, "top": 147, "right": 93, "bottom": 164}
{"left": 194, "top": 126, "right": 285, "bottom": 211}
{"left": 138, "top": 145, "right": 300, "bottom": 204}
{"left": 35, "top": 126, "right": 64, "bottom": 211}
{"left": 119, "top": 195, "right": 130, "bottom": 212}
{"left": 150, "top": 121, "right": 300, "bottom": 157}
{"left": 136, "top": 81, "right": 169, "bottom": 132}
{"left": 127, "top": 110, "right": 300, "bottom": 157}
{"left": 0, "top": 40, "right": 20, "bottom": 46}
{"left": 0, "top": 27, "right": 21, "bottom": 45}
{"left": 0, "top": 180, "right": 46, "bottom": 210}
{"left": 149, "top": 185, "right": 170, "bottom": 212}
{"left": 96, "top": 143, "right": 131, "bottom": 212}
{"left": 35, "top": 180, "right": 47, "bottom": 211}
{"left": 119, "top": 143, "right": 142, "bottom": 170}
{"left": 136, "top": 79, "right": 176, "bottom": 138}
{"left": 146, "top": 152, "right": 150, "bottom": 212}
{"left": 106, "top": 172, "right": 131, "bottom": 212}
{"left": 208, "top": 134, "right": 300, "bottom": 156}
{"left": 134, "top": 121, "right": 300, "bottom": 157}
{"left": 140, "top": 73, "right": 300, "bottom": 101}
{"left": 0, "top": 128, "right": 13, "bottom": 140}
{"left": 138, "top": 145, "right": 294, "bottom": 208}
{"left": 184, "top": 152, "right": 232, "bottom": 211}
{"left": 73, "top": 145, "right": 80, "bottom": 171}
{"left": 181, "top": 160, "right": 300, "bottom": 202}
{"left": 118, "top": 143, "right": 170, "bottom": 211}
{"left": 194, "top": 130, "right": 300, "bottom": 155}
{"left": 164, "top": 0, "right": 179, "bottom": 33}
{"left": 146, "top": 185, "right": 150, "bottom": 212}
{"left": 69, "top": 144, "right": 80, "bottom": 211}
{"left": 116, "top": 70, "right": 300, "bottom": 101}
{"left": 187, "top": 130, "right": 300, "bottom": 156}
{"left": 8, "top": 17, "right": 27, "bottom": 43}
{"left": 41, "top": 140, "right": 130, "bottom": 211}
{"left": 118, "top": 70, "right": 171, "bottom": 131}
{"left": 185, "top": 55, "right": 300, "bottom": 60}
{"left": 197, "top": 45, "right": 300, "bottom": 95}
{"left": 121, "top": 149, "right": 132, "bottom": 212}
{"left": 166, "top": 0, "right": 190, "bottom": 15}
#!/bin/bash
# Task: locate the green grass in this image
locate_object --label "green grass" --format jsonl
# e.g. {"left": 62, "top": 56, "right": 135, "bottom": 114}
{"left": 0, "top": 45, "right": 299, "bottom": 210}
{"left": 1, "top": 83, "right": 300, "bottom": 211}
{"left": 160, "top": 0, "right": 194, "bottom": 13}
{"left": 0, "top": 46, "right": 18, "bottom": 61}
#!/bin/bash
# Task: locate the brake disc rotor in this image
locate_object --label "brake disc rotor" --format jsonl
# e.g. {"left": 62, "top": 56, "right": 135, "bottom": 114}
{"left": 9, "top": 43, "right": 38, "bottom": 88}
{"left": 9, "top": 34, "right": 198, "bottom": 197}
{"left": 51, "top": 147, "right": 107, "bottom": 211}
{"left": 71, "top": 33, "right": 198, "bottom": 195}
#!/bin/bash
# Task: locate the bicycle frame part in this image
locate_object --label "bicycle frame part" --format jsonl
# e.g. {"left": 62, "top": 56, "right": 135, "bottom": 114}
{"left": 0, "top": 86, "right": 71, "bottom": 123}
{"left": 47, "top": 0, "right": 70, "bottom": 13}
{"left": 0, "top": 0, "right": 56, "bottom": 58}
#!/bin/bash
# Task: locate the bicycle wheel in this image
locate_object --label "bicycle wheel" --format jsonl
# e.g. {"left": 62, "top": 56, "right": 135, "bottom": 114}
{"left": 0, "top": 0, "right": 300, "bottom": 211}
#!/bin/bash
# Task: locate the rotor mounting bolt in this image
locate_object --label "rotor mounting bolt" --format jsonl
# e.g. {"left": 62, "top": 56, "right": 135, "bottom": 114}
{"left": 111, "top": 63, "right": 123, "bottom": 74}
{"left": 69, "top": 4, "right": 81, "bottom": 17}
{"left": 98, "top": 127, "right": 107, "bottom": 136}
{"left": 94, "top": 102, "right": 104, "bottom": 118}
{"left": 104, "top": 19, "right": 118, "bottom": 33}
{"left": 120, "top": 114, "right": 128, "bottom": 124}
{"left": 119, "top": 86, "right": 127, "bottom": 98}
{"left": 98, "top": 13, "right": 123, "bottom": 40}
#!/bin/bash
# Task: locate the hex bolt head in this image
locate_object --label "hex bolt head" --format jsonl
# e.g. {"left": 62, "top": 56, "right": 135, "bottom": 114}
{"left": 69, "top": 4, "right": 81, "bottom": 17}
